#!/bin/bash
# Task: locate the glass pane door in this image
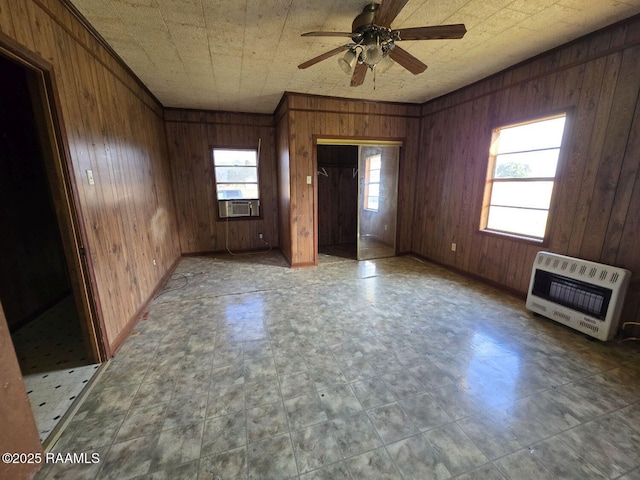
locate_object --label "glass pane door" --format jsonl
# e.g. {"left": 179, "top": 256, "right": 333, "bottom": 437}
{"left": 357, "top": 145, "right": 399, "bottom": 260}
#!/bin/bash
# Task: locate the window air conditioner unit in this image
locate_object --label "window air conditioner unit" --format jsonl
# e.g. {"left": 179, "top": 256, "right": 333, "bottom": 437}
{"left": 526, "top": 251, "right": 631, "bottom": 341}
{"left": 218, "top": 200, "right": 260, "bottom": 218}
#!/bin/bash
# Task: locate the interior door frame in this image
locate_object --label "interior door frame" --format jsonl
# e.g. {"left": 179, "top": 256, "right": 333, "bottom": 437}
{"left": 0, "top": 34, "right": 108, "bottom": 362}
{"left": 313, "top": 136, "right": 403, "bottom": 265}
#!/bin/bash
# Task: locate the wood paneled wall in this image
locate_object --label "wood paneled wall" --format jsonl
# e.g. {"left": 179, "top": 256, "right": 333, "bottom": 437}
{"left": 276, "top": 93, "right": 421, "bottom": 266}
{"left": 414, "top": 15, "right": 640, "bottom": 330}
{"left": 0, "top": 0, "right": 181, "bottom": 349}
{"left": 164, "top": 109, "right": 279, "bottom": 253}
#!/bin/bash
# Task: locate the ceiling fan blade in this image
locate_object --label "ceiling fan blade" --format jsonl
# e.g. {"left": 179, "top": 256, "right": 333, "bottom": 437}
{"left": 388, "top": 45, "right": 427, "bottom": 74}
{"left": 350, "top": 63, "right": 368, "bottom": 86}
{"left": 374, "top": 0, "right": 410, "bottom": 27}
{"left": 298, "top": 45, "right": 350, "bottom": 69}
{"left": 301, "top": 31, "right": 354, "bottom": 37}
{"left": 394, "top": 24, "right": 467, "bottom": 40}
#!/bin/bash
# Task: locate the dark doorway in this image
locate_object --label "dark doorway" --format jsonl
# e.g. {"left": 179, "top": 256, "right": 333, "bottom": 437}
{"left": 0, "top": 55, "right": 99, "bottom": 443}
{"left": 317, "top": 145, "right": 358, "bottom": 261}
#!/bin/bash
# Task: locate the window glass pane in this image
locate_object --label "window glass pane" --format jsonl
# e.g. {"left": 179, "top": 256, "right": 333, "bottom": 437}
{"left": 212, "top": 148, "right": 260, "bottom": 202}
{"left": 367, "top": 197, "right": 379, "bottom": 211}
{"left": 494, "top": 149, "right": 560, "bottom": 178}
{"left": 482, "top": 113, "right": 566, "bottom": 240}
{"left": 217, "top": 183, "right": 258, "bottom": 200}
{"left": 213, "top": 149, "right": 257, "bottom": 166}
{"left": 490, "top": 181, "right": 554, "bottom": 209}
{"left": 215, "top": 166, "right": 258, "bottom": 183}
{"left": 369, "top": 155, "right": 381, "bottom": 170}
{"left": 369, "top": 169, "right": 381, "bottom": 183}
{"left": 486, "top": 206, "right": 548, "bottom": 238}
{"left": 368, "top": 183, "right": 380, "bottom": 197}
{"left": 496, "top": 116, "right": 566, "bottom": 154}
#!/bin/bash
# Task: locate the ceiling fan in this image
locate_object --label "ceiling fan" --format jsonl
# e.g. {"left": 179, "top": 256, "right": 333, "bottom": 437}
{"left": 297, "top": 0, "right": 467, "bottom": 87}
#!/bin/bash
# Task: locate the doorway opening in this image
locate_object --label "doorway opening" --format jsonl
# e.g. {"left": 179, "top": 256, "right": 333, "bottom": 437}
{"left": 317, "top": 145, "right": 358, "bottom": 261}
{"left": 316, "top": 141, "right": 400, "bottom": 263}
{"left": 0, "top": 54, "right": 102, "bottom": 445}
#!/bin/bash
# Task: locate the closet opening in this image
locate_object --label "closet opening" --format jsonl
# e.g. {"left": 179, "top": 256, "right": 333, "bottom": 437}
{"left": 316, "top": 140, "right": 400, "bottom": 263}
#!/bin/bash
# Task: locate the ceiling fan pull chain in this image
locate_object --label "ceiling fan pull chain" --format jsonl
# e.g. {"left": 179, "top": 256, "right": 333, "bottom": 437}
{"left": 373, "top": 66, "right": 376, "bottom": 90}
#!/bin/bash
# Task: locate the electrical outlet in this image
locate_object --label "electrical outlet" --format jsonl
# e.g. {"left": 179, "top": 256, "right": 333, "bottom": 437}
{"left": 259, "top": 233, "right": 263, "bottom": 239}
{"left": 153, "top": 259, "right": 157, "bottom": 266}
{"left": 451, "top": 243, "right": 457, "bottom": 252}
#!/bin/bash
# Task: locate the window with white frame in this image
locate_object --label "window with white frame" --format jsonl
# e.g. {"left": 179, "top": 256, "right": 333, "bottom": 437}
{"left": 212, "top": 148, "right": 259, "bottom": 200}
{"left": 364, "top": 154, "right": 381, "bottom": 211}
{"left": 481, "top": 114, "right": 567, "bottom": 241}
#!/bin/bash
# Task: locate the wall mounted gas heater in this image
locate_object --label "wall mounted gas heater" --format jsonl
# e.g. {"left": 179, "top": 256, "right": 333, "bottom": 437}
{"left": 526, "top": 251, "right": 631, "bottom": 341}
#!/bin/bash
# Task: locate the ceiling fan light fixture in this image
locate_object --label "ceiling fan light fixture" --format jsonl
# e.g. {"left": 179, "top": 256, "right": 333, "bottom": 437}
{"left": 375, "top": 54, "right": 394, "bottom": 73}
{"left": 298, "top": 1, "right": 467, "bottom": 86}
{"left": 362, "top": 42, "right": 383, "bottom": 66}
{"left": 362, "top": 34, "right": 384, "bottom": 67}
{"left": 338, "top": 49, "right": 357, "bottom": 74}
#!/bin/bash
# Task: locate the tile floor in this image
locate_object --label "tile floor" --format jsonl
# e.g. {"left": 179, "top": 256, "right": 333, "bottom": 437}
{"left": 37, "top": 252, "right": 640, "bottom": 479}
{"left": 319, "top": 237, "right": 395, "bottom": 262}
{"left": 11, "top": 295, "right": 101, "bottom": 442}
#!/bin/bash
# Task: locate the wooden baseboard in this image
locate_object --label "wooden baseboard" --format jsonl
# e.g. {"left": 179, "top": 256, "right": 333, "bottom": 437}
{"left": 291, "top": 261, "right": 316, "bottom": 268}
{"left": 181, "top": 247, "right": 275, "bottom": 257}
{"left": 109, "top": 256, "right": 181, "bottom": 356}
{"left": 409, "top": 252, "right": 527, "bottom": 300}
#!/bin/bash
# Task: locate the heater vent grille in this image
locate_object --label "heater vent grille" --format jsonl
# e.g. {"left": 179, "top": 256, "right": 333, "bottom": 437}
{"left": 534, "top": 252, "right": 626, "bottom": 286}
{"left": 526, "top": 251, "right": 631, "bottom": 341}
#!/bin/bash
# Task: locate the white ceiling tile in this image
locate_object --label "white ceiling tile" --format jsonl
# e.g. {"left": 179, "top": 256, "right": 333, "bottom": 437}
{"left": 68, "top": 0, "right": 640, "bottom": 113}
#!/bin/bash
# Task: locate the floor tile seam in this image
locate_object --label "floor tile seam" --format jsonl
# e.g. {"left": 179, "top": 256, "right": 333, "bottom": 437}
{"left": 95, "top": 430, "right": 163, "bottom": 480}
{"left": 359, "top": 402, "right": 413, "bottom": 477}
{"left": 366, "top": 400, "right": 429, "bottom": 437}
{"left": 422, "top": 427, "right": 491, "bottom": 478}
{"left": 453, "top": 411, "right": 547, "bottom": 459}
{"left": 609, "top": 400, "right": 640, "bottom": 435}
{"left": 565, "top": 401, "right": 640, "bottom": 439}
{"left": 321, "top": 406, "right": 394, "bottom": 475}
{"left": 392, "top": 396, "right": 457, "bottom": 434}
{"left": 295, "top": 458, "right": 354, "bottom": 479}
{"left": 352, "top": 432, "right": 424, "bottom": 478}
{"left": 93, "top": 376, "right": 148, "bottom": 464}
{"left": 452, "top": 459, "right": 508, "bottom": 479}
{"left": 575, "top": 368, "right": 640, "bottom": 396}
{"left": 490, "top": 456, "right": 523, "bottom": 480}
{"left": 485, "top": 398, "right": 599, "bottom": 436}
{"left": 546, "top": 430, "right": 624, "bottom": 479}
{"left": 483, "top": 408, "right": 628, "bottom": 464}
{"left": 536, "top": 380, "right": 640, "bottom": 415}
{"left": 271, "top": 342, "right": 304, "bottom": 478}
{"left": 157, "top": 278, "right": 331, "bottom": 303}
{"left": 83, "top": 438, "right": 113, "bottom": 479}
{"left": 114, "top": 399, "right": 177, "bottom": 442}
{"left": 490, "top": 435, "right": 612, "bottom": 480}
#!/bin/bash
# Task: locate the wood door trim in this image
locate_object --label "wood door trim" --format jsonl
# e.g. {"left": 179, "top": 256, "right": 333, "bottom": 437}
{"left": 0, "top": 36, "right": 109, "bottom": 362}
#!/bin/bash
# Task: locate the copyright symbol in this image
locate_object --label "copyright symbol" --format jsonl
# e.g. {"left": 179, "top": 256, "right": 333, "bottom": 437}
{"left": 2, "top": 453, "right": 12, "bottom": 463}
